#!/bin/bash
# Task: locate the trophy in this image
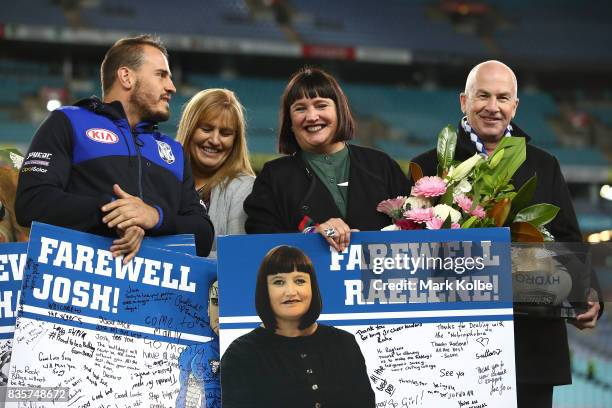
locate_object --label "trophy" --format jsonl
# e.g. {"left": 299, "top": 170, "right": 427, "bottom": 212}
{"left": 511, "top": 243, "right": 592, "bottom": 319}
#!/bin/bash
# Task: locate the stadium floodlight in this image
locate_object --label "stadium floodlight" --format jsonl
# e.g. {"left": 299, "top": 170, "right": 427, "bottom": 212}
{"left": 587, "top": 233, "right": 601, "bottom": 243}
{"left": 46, "top": 99, "right": 62, "bottom": 111}
{"left": 601, "top": 184, "right": 612, "bottom": 201}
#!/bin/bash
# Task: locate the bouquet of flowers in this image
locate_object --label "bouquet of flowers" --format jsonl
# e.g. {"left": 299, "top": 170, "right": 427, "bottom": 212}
{"left": 377, "top": 126, "right": 559, "bottom": 242}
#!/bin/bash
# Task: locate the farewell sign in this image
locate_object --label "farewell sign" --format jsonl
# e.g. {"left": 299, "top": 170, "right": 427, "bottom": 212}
{"left": 6, "top": 223, "right": 216, "bottom": 407}
{"left": 218, "top": 228, "right": 516, "bottom": 408}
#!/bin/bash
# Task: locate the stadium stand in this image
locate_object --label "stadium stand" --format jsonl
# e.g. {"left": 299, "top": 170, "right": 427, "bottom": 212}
{"left": 291, "top": 0, "right": 487, "bottom": 55}
{"left": 554, "top": 316, "right": 612, "bottom": 408}
{"left": 489, "top": 0, "right": 612, "bottom": 64}
{"left": 1, "top": 0, "right": 67, "bottom": 26}
{"left": 77, "top": 0, "right": 287, "bottom": 41}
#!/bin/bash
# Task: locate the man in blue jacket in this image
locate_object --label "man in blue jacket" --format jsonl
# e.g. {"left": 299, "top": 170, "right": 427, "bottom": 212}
{"left": 16, "top": 35, "right": 214, "bottom": 259}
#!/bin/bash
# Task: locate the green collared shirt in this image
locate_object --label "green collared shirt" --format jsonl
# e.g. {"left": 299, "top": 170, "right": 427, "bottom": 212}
{"left": 301, "top": 145, "right": 350, "bottom": 218}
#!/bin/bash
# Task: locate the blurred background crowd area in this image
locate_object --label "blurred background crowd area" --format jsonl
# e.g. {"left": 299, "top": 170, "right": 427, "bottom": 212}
{"left": 0, "top": 1, "right": 611, "bottom": 405}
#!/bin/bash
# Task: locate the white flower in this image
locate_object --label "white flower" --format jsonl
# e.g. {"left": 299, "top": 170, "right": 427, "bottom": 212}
{"left": 433, "top": 204, "right": 461, "bottom": 223}
{"left": 452, "top": 179, "right": 472, "bottom": 196}
{"left": 403, "top": 196, "right": 432, "bottom": 210}
{"left": 447, "top": 153, "right": 482, "bottom": 181}
{"left": 381, "top": 224, "right": 400, "bottom": 231}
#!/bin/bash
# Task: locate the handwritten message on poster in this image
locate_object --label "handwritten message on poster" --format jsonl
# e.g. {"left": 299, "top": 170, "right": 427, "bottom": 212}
{"left": 6, "top": 223, "right": 216, "bottom": 407}
{"left": 218, "top": 228, "right": 516, "bottom": 408}
{"left": 0, "top": 242, "right": 26, "bottom": 389}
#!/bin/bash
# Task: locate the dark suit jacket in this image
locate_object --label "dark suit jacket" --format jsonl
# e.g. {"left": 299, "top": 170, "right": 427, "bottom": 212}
{"left": 244, "top": 144, "right": 410, "bottom": 233}
{"left": 412, "top": 122, "right": 582, "bottom": 385}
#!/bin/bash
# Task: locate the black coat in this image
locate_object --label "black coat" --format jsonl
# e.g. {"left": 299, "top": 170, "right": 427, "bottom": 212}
{"left": 220, "top": 325, "right": 375, "bottom": 408}
{"left": 244, "top": 144, "right": 410, "bottom": 233}
{"left": 412, "top": 122, "right": 581, "bottom": 385}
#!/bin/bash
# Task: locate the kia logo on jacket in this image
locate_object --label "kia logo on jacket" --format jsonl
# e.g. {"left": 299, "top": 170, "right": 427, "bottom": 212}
{"left": 85, "top": 128, "right": 119, "bottom": 144}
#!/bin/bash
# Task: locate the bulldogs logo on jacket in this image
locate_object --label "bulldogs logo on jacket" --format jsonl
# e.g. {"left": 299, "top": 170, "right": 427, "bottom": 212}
{"left": 156, "top": 140, "right": 175, "bottom": 164}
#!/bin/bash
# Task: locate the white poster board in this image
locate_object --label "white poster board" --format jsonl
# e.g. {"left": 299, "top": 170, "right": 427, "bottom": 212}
{"left": 6, "top": 223, "right": 217, "bottom": 407}
{"left": 218, "top": 228, "right": 516, "bottom": 407}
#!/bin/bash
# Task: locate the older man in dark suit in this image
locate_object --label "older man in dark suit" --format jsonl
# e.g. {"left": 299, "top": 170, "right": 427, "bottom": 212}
{"left": 411, "top": 60, "right": 601, "bottom": 408}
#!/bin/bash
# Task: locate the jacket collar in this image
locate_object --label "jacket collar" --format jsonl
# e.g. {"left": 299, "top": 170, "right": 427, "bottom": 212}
{"left": 75, "top": 96, "right": 158, "bottom": 132}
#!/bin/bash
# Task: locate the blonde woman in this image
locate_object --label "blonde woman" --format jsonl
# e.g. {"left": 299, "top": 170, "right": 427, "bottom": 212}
{"left": 177, "top": 89, "right": 255, "bottom": 256}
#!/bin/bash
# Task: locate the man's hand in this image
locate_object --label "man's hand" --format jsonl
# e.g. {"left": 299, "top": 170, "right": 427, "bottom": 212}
{"left": 571, "top": 288, "right": 600, "bottom": 330}
{"left": 101, "top": 184, "right": 160, "bottom": 230}
{"left": 110, "top": 225, "right": 145, "bottom": 264}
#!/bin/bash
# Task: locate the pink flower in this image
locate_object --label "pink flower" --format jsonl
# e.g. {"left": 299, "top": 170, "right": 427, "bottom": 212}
{"left": 454, "top": 194, "right": 486, "bottom": 219}
{"left": 404, "top": 207, "right": 435, "bottom": 224}
{"left": 471, "top": 206, "right": 486, "bottom": 219}
{"left": 426, "top": 217, "right": 444, "bottom": 229}
{"left": 377, "top": 196, "right": 407, "bottom": 220}
{"left": 451, "top": 222, "right": 461, "bottom": 229}
{"left": 395, "top": 218, "right": 421, "bottom": 230}
{"left": 454, "top": 194, "right": 473, "bottom": 213}
{"left": 411, "top": 176, "right": 447, "bottom": 197}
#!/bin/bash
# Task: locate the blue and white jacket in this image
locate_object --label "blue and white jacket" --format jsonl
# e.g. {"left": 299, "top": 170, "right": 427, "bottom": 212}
{"left": 16, "top": 97, "right": 214, "bottom": 256}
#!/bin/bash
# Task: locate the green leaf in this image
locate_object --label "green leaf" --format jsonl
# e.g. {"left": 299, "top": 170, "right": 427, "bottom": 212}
{"left": 509, "top": 175, "right": 537, "bottom": 219}
{"left": 471, "top": 183, "right": 482, "bottom": 208}
{"left": 441, "top": 214, "right": 452, "bottom": 229}
{"left": 513, "top": 204, "right": 560, "bottom": 227}
{"left": 436, "top": 125, "right": 457, "bottom": 174}
{"left": 482, "top": 217, "right": 496, "bottom": 227}
{"left": 498, "top": 191, "right": 517, "bottom": 201}
{"left": 488, "top": 147, "right": 504, "bottom": 169}
{"left": 461, "top": 216, "right": 478, "bottom": 228}
{"left": 486, "top": 137, "right": 526, "bottom": 187}
{"left": 482, "top": 174, "right": 496, "bottom": 190}
{"left": 439, "top": 187, "right": 454, "bottom": 205}
{"left": 471, "top": 137, "right": 525, "bottom": 201}
{"left": 480, "top": 185, "right": 494, "bottom": 196}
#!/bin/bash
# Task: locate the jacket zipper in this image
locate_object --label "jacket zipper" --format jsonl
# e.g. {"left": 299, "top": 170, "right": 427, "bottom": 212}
{"left": 116, "top": 124, "right": 144, "bottom": 199}
{"left": 133, "top": 133, "right": 144, "bottom": 199}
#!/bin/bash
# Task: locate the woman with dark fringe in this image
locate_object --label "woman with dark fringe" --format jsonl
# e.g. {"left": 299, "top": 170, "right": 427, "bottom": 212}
{"left": 220, "top": 245, "right": 374, "bottom": 408}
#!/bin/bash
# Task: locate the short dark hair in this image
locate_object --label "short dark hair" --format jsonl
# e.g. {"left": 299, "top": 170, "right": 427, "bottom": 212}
{"left": 255, "top": 245, "right": 323, "bottom": 331}
{"left": 278, "top": 67, "right": 355, "bottom": 154}
{"left": 100, "top": 34, "right": 168, "bottom": 95}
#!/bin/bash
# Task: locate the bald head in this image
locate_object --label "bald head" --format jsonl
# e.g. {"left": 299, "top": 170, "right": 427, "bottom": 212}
{"left": 464, "top": 60, "right": 518, "bottom": 99}
{"left": 460, "top": 60, "right": 519, "bottom": 150}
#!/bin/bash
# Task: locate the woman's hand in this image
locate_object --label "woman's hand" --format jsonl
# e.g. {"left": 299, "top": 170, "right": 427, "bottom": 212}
{"left": 317, "top": 218, "right": 357, "bottom": 252}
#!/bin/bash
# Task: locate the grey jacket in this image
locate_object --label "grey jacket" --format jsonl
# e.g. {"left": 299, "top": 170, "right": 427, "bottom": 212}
{"left": 207, "top": 174, "right": 255, "bottom": 257}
